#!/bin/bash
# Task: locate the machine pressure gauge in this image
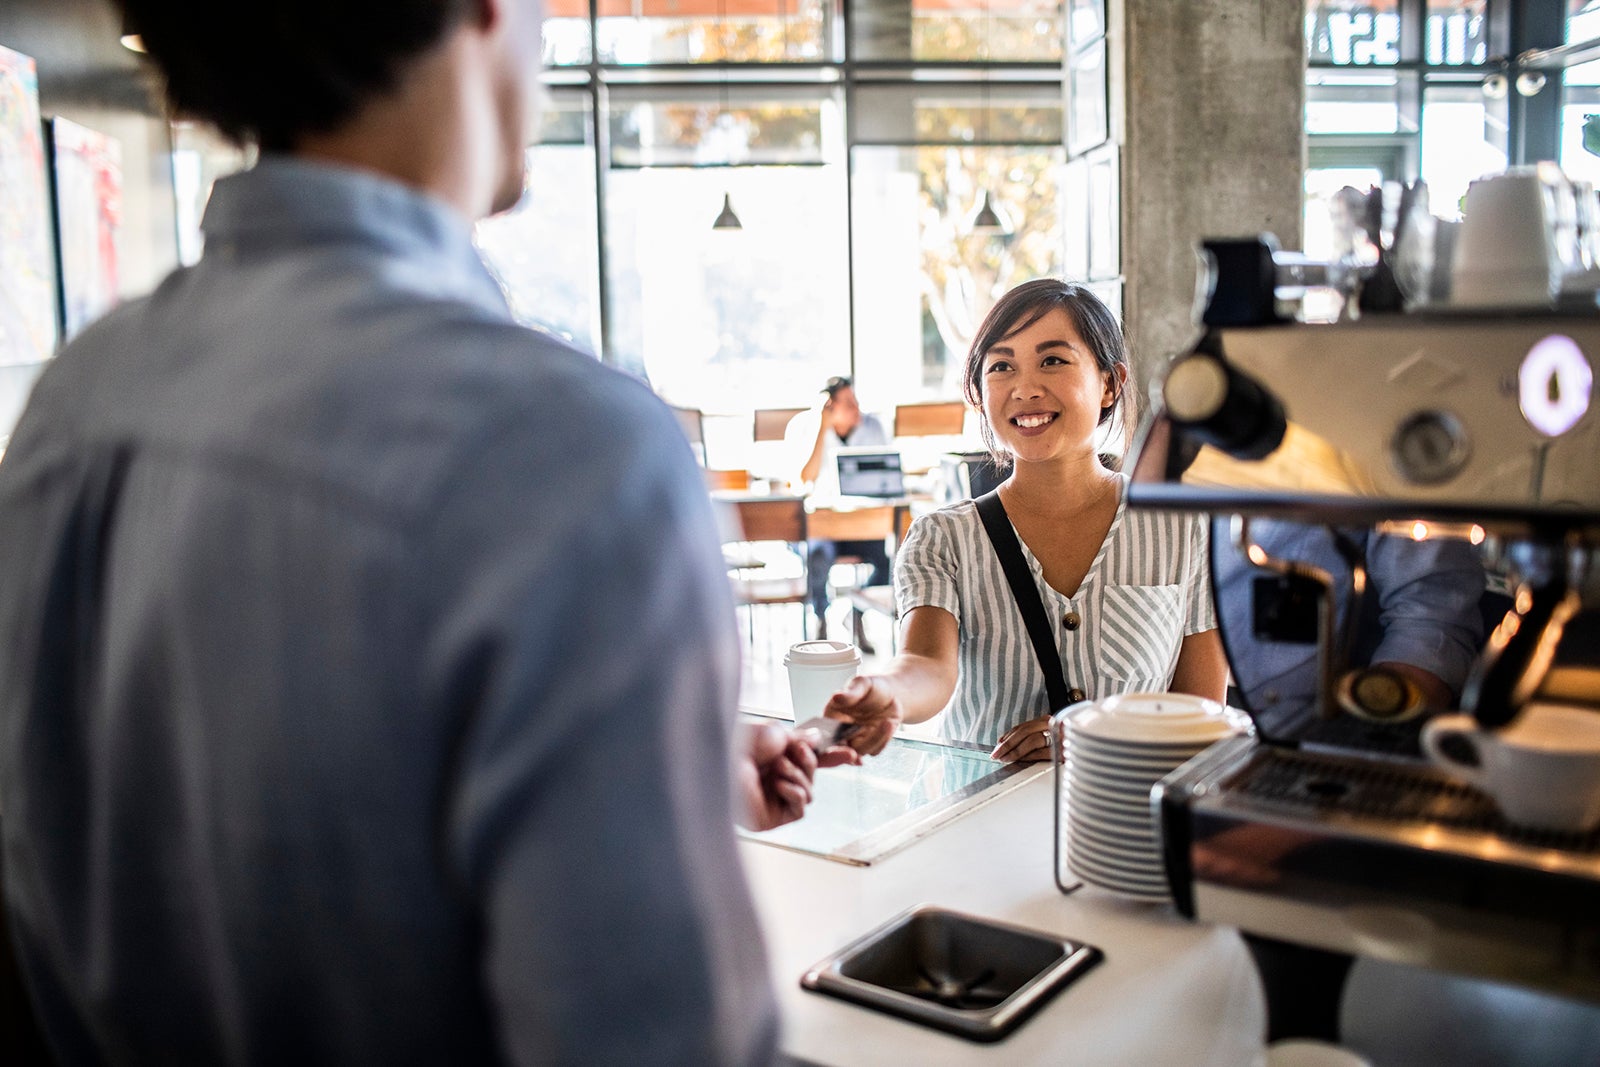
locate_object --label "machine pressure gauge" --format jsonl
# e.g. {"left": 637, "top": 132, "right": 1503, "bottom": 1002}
{"left": 1390, "top": 410, "right": 1470, "bottom": 486}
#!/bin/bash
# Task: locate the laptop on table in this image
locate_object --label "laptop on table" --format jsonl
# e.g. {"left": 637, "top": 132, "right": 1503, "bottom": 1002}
{"left": 835, "top": 448, "right": 905, "bottom": 499}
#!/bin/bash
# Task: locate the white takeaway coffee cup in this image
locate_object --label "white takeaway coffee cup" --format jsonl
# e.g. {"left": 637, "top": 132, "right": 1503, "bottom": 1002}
{"left": 1421, "top": 703, "right": 1600, "bottom": 833}
{"left": 783, "top": 640, "right": 861, "bottom": 723}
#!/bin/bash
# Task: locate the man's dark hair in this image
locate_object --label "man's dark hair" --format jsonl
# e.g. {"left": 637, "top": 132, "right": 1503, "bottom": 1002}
{"left": 822, "top": 375, "right": 852, "bottom": 399}
{"left": 114, "top": 0, "right": 476, "bottom": 150}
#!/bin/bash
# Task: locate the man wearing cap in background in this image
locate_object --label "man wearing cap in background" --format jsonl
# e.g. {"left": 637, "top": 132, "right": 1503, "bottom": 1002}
{"left": 785, "top": 376, "right": 893, "bottom": 650}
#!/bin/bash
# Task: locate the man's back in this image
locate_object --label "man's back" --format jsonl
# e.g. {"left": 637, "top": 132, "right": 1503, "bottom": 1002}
{"left": 0, "top": 158, "right": 776, "bottom": 1065}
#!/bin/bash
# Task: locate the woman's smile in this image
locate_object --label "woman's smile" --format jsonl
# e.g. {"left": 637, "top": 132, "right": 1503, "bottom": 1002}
{"left": 1010, "top": 411, "right": 1058, "bottom": 433}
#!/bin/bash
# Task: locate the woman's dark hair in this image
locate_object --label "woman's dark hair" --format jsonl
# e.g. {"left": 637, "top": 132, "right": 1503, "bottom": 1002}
{"left": 115, "top": 0, "right": 475, "bottom": 150}
{"left": 961, "top": 278, "right": 1131, "bottom": 464}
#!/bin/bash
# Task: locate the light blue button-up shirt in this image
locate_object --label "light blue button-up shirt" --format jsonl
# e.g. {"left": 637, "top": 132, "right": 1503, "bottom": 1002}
{"left": 0, "top": 156, "right": 776, "bottom": 1065}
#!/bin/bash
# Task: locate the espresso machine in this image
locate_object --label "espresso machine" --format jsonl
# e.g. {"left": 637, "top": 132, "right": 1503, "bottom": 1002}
{"left": 1127, "top": 228, "right": 1600, "bottom": 1040}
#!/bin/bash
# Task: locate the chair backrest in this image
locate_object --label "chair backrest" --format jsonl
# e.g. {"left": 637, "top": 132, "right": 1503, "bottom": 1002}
{"left": 753, "top": 407, "right": 806, "bottom": 443}
{"left": 808, "top": 503, "right": 895, "bottom": 543}
{"left": 730, "top": 496, "right": 807, "bottom": 543}
{"left": 670, "top": 405, "right": 707, "bottom": 463}
{"left": 893, "top": 400, "right": 966, "bottom": 437}
{"left": 703, "top": 468, "right": 751, "bottom": 492}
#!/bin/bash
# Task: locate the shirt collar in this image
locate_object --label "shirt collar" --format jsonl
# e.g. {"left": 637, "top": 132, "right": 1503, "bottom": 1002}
{"left": 201, "top": 154, "right": 510, "bottom": 317}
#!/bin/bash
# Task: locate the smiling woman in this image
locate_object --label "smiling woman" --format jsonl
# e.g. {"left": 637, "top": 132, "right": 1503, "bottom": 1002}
{"left": 816, "top": 278, "right": 1229, "bottom": 761}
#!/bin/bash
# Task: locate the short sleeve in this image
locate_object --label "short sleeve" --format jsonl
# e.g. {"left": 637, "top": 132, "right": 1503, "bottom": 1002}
{"left": 1365, "top": 533, "right": 1485, "bottom": 693}
{"left": 781, "top": 406, "right": 822, "bottom": 485}
{"left": 1183, "top": 512, "right": 1218, "bottom": 635}
{"left": 894, "top": 510, "right": 963, "bottom": 619}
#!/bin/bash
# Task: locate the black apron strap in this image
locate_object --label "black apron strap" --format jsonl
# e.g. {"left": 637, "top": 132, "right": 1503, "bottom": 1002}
{"left": 973, "top": 489, "right": 1073, "bottom": 713}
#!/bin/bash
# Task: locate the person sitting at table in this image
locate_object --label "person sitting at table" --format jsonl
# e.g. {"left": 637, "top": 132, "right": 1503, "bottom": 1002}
{"left": 783, "top": 375, "right": 892, "bottom": 649}
{"left": 821, "top": 279, "right": 1228, "bottom": 763}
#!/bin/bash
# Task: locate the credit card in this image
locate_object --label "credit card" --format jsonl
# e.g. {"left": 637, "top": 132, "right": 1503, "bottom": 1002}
{"left": 793, "top": 716, "right": 863, "bottom": 750}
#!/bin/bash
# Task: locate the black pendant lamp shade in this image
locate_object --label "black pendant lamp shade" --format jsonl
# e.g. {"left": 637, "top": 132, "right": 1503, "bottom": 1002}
{"left": 713, "top": 191, "right": 743, "bottom": 230}
{"left": 968, "top": 188, "right": 1012, "bottom": 236}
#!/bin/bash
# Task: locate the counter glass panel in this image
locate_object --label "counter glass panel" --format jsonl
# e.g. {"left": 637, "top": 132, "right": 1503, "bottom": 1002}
{"left": 738, "top": 711, "right": 1044, "bottom": 864}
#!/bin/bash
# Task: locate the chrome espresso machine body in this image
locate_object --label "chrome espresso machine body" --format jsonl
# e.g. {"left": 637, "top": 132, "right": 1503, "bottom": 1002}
{"left": 1130, "top": 234, "right": 1600, "bottom": 1006}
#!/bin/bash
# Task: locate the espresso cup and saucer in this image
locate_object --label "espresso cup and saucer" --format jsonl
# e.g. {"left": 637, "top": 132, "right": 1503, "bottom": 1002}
{"left": 1421, "top": 702, "right": 1600, "bottom": 834}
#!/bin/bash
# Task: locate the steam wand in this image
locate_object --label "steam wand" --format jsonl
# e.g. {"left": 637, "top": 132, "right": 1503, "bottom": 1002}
{"left": 1462, "top": 537, "right": 1586, "bottom": 729}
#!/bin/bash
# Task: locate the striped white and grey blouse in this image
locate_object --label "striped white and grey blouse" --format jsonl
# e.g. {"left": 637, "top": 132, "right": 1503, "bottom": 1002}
{"left": 894, "top": 474, "right": 1216, "bottom": 747}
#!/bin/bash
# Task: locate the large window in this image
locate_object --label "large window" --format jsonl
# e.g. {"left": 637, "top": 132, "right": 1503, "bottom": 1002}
{"left": 484, "top": 0, "right": 1071, "bottom": 418}
{"left": 850, "top": 82, "right": 1066, "bottom": 404}
{"left": 1303, "top": 0, "right": 1510, "bottom": 243}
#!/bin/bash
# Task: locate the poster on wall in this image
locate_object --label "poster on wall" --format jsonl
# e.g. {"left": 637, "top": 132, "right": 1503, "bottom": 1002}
{"left": 0, "top": 43, "right": 59, "bottom": 368}
{"left": 49, "top": 116, "right": 123, "bottom": 340}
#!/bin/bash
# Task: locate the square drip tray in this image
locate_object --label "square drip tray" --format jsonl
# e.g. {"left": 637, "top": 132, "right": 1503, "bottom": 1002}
{"left": 800, "top": 905, "right": 1102, "bottom": 1042}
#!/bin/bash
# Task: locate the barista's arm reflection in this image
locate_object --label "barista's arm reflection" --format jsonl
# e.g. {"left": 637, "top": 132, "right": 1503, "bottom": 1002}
{"left": 1216, "top": 520, "right": 1485, "bottom": 721}
{"left": 1358, "top": 532, "right": 1486, "bottom": 708}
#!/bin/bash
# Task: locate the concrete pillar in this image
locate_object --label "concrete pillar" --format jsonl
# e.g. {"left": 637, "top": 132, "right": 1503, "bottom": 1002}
{"left": 1120, "top": 0, "right": 1305, "bottom": 388}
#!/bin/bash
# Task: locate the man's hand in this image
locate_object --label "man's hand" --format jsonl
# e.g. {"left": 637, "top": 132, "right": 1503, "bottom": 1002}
{"left": 736, "top": 722, "right": 859, "bottom": 831}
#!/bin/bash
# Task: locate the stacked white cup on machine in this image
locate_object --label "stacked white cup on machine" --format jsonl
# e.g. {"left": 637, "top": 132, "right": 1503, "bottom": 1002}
{"left": 1053, "top": 692, "right": 1251, "bottom": 901}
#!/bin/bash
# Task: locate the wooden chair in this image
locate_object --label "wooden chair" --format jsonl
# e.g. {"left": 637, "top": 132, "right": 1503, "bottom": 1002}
{"left": 670, "top": 405, "right": 708, "bottom": 464}
{"left": 703, "top": 468, "right": 751, "bottom": 492}
{"left": 808, "top": 502, "right": 897, "bottom": 651}
{"left": 720, "top": 496, "right": 811, "bottom": 645}
{"left": 893, "top": 400, "right": 967, "bottom": 438}
{"left": 753, "top": 406, "right": 807, "bottom": 443}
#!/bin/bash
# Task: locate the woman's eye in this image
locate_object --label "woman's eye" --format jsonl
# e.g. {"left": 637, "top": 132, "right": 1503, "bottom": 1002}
{"left": 1043, "top": 354, "right": 1068, "bottom": 366}
{"left": 985, "top": 360, "right": 1012, "bottom": 374}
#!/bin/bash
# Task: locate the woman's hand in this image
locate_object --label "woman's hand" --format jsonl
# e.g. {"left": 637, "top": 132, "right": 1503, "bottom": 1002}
{"left": 823, "top": 675, "right": 903, "bottom": 756}
{"left": 991, "top": 714, "right": 1054, "bottom": 763}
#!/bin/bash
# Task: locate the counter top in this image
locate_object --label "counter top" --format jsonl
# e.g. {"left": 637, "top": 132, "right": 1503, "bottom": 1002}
{"left": 739, "top": 771, "right": 1265, "bottom": 1066}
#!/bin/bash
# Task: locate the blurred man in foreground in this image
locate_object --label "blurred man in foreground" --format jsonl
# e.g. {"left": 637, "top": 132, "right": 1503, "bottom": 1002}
{"left": 0, "top": 1, "right": 853, "bottom": 1062}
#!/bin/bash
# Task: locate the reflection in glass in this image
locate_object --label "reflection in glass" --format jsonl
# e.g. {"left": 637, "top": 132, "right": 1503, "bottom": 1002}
{"left": 1424, "top": 0, "right": 1487, "bottom": 66}
{"left": 1212, "top": 516, "right": 1492, "bottom": 755}
{"left": 1305, "top": 0, "right": 1401, "bottom": 66}
{"left": 1306, "top": 69, "right": 1410, "bottom": 135}
{"left": 1419, "top": 80, "right": 1507, "bottom": 217}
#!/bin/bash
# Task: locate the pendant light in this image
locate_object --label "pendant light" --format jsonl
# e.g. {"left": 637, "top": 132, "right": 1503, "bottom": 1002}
{"left": 713, "top": 192, "right": 743, "bottom": 229}
{"left": 712, "top": 0, "right": 743, "bottom": 230}
{"left": 967, "top": 0, "right": 1013, "bottom": 237}
{"left": 969, "top": 188, "right": 1011, "bottom": 234}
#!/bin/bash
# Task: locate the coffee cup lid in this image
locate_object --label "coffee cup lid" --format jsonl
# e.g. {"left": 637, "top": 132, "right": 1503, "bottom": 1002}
{"left": 783, "top": 640, "right": 861, "bottom": 667}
